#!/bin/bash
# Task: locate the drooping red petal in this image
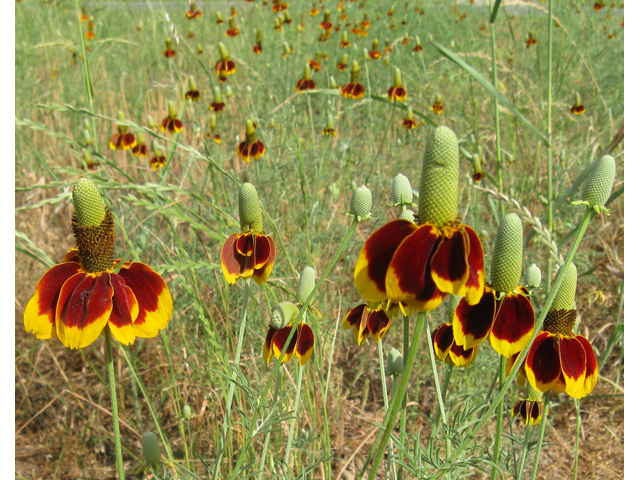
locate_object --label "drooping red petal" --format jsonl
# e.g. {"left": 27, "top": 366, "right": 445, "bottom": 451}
{"left": 56, "top": 272, "right": 114, "bottom": 349}
{"left": 252, "top": 235, "right": 276, "bottom": 285}
{"left": 221, "top": 234, "right": 244, "bottom": 284}
{"left": 24, "top": 262, "right": 84, "bottom": 340}
{"left": 107, "top": 274, "right": 138, "bottom": 346}
{"left": 558, "top": 336, "right": 588, "bottom": 398}
{"left": 263, "top": 326, "right": 277, "bottom": 363}
{"left": 525, "top": 332, "right": 562, "bottom": 392}
{"left": 295, "top": 324, "right": 314, "bottom": 365}
{"left": 354, "top": 219, "right": 417, "bottom": 303}
{"left": 448, "top": 342, "right": 477, "bottom": 368}
{"left": 432, "top": 323, "right": 454, "bottom": 361}
{"left": 342, "top": 304, "right": 370, "bottom": 345}
{"left": 236, "top": 233, "right": 255, "bottom": 257}
{"left": 431, "top": 227, "right": 470, "bottom": 298}
{"left": 575, "top": 335, "right": 599, "bottom": 397}
{"left": 386, "top": 224, "right": 445, "bottom": 311}
{"left": 272, "top": 325, "right": 297, "bottom": 363}
{"left": 458, "top": 226, "right": 485, "bottom": 305}
{"left": 367, "top": 308, "right": 392, "bottom": 342}
{"left": 490, "top": 288, "right": 535, "bottom": 358}
{"left": 452, "top": 286, "right": 495, "bottom": 350}
{"left": 117, "top": 262, "right": 173, "bottom": 338}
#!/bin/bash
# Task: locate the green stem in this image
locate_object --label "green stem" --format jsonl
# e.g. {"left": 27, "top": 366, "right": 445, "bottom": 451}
{"left": 436, "top": 208, "right": 593, "bottom": 477}
{"left": 363, "top": 314, "right": 426, "bottom": 479}
{"left": 490, "top": 356, "right": 507, "bottom": 480}
{"left": 283, "top": 316, "right": 307, "bottom": 467}
{"left": 74, "top": 0, "right": 98, "bottom": 155}
{"left": 213, "top": 281, "right": 251, "bottom": 479}
{"left": 377, "top": 340, "right": 397, "bottom": 480}
{"left": 257, "top": 368, "right": 281, "bottom": 480}
{"left": 424, "top": 319, "right": 447, "bottom": 424}
{"left": 490, "top": 21, "right": 504, "bottom": 219}
{"left": 573, "top": 398, "right": 581, "bottom": 480}
{"left": 530, "top": 393, "right": 552, "bottom": 479}
{"left": 545, "top": 0, "right": 555, "bottom": 294}
{"left": 516, "top": 426, "right": 531, "bottom": 480}
{"left": 105, "top": 329, "right": 125, "bottom": 480}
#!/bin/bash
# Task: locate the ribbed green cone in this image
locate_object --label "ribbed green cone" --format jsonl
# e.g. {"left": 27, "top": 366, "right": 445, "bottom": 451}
{"left": 141, "top": 431, "right": 162, "bottom": 465}
{"left": 398, "top": 209, "right": 416, "bottom": 223}
{"left": 296, "top": 266, "right": 316, "bottom": 304}
{"left": 447, "top": 294, "right": 463, "bottom": 323}
{"left": 387, "top": 348, "right": 404, "bottom": 376}
{"left": 238, "top": 183, "right": 263, "bottom": 233}
{"left": 490, "top": 213, "right": 523, "bottom": 293}
{"left": 524, "top": 263, "right": 542, "bottom": 289}
{"left": 551, "top": 262, "right": 577, "bottom": 311}
{"left": 418, "top": 126, "right": 459, "bottom": 226}
{"left": 270, "top": 301, "right": 299, "bottom": 329}
{"left": 349, "top": 185, "right": 372, "bottom": 220}
{"left": 72, "top": 178, "right": 106, "bottom": 227}
{"left": 392, "top": 173, "right": 413, "bottom": 206}
{"left": 581, "top": 154, "right": 616, "bottom": 210}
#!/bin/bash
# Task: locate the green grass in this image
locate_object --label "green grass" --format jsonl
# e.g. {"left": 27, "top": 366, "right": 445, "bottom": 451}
{"left": 15, "top": 1, "right": 624, "bottom": 479}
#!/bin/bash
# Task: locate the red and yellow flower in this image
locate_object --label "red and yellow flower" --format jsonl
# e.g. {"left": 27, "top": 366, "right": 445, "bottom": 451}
{"left": 387, "top": 68, "right": 407, "bottom": 102}
{"left": 186, "top": 1, "right": 202, "bottom": 19}
{"left": 432, "top": 322, "right": 477, "bottom": 367}
{"left": 149, "top": 141, "right": 167, "bottom": 171}
{"left": 341, "top": 61, "right": 365, "bottom": 100}
{"left": 431, "top": 95, "right": 444, "bottom": 114}
{"left": 215, "top": 42, "right": 236, "bottom": 77}
{"left": 209, "top": 87, "right": 226, "bottom": 113}
{"left": 525, "top": 31, "right": 537, "bottom": 48}
{"left": 109, "top": 111, "right": 136, "bottom": 150}
{"left": 264, "top": 322, "right": 314, "bottom": 365}
{"left": 353, "top": 127, "right": 484, "bottom": 313}
{"left": 163, "top": 38, "right": 176, "bottom": 57}
{"left": 402, "top": 107, "right": 418, "bottom": 129}
{"left": 296, "top": 64, "right": 317, "bottom": 91}
{"left": 225, "top": 17, "right": 239, "bottom": 37}
{"left": 570, "top": 93, "right": 585, "bottom": 115}
{"left": 132, "top": 132, "right": 148, "bottom": 157}
{"left": 320, "top": 10, "right": 332, "bottom": 30}
{"left": 252, "top": 30, "right": 263, "bottom": 54}
{"left": 221, "top": 183, "right": 276, "bottom": 285}
{"left": 24, "top": 179, "right": 172, "bottom": 350}
{"left": 342, "top": 303, "right": 396, "bottom": 345}
{"left": 161, "top": 101, "right": 183, "bottom": 135}
{"left": 237, "top": 120, "right": 266, "bottom": 162}
{"left": 368, "top": 39, "right": 382, "bottom": 59}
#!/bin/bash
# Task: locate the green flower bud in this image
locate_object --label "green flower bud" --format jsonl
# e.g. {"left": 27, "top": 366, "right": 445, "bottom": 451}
{"left": 238, "top": 182, "right": 263, "bottom": 233}
{"left": 183, "top": 404, "right": 193, "bottom": 419}
{"left": 392, "top": 173, "right": 413, "bottom": 206}
{"left": 218, "top": 42, "right": 229, "bottom": 60}
{"left": 525, "top": 382, "right": 543, "bottom": 402}
{"left": 168, "top": 100, "right": 177, "bottom": 118}
{"left": 398, "top": 209, "right": 415, "bottom": 223}
{"left": 418, "top": 126, "right": 459, "bottom": 226}
{"left": 394, "top": 68, "right": 402, "bottom": 88}
{"left": 296, "top": 266, "right": 316, "bottom": 304}
{"left": 551, "top": 262, "right": 577, "bottom": 311}
{"left": 73, "top": 178, "right": 106, "bottom": 227}
{"left": 141, "top": 431, "right": 162, "bottom": 466}
{"left": 580, "top": 154, "right": 616, "bottom": 213}
{"left": 387, "top": 348, "right": 404, "bottom": 376}
{"left": 329, "top": 75, "right": 338, "bottom": 89}
{"left": 524, "top": 263, "right": 542, "bottom": 289}
{"left": 270, "top": 301, "right": 299, "bottom": 329}
{"left": 82, "top": 129, "right": 93, "bottom": 146}
{"left": 147, "top": 115, "right": 156, "bottom": 129}
{"left": 349, "top": 185, "right": 372, "bottom": 221}
{"left": 225, "top": 85, "right": 234, "bottom": 98}
{"left": 446, "top": 294, "right": 463, "bottom": 323}
{"left": 490, "top": 213, "right": 523, "bottom": 294}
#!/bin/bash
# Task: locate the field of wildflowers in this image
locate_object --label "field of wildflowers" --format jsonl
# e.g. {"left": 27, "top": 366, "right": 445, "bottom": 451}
{"left": 15, "top": 0, "right": 623, "bottom": 479}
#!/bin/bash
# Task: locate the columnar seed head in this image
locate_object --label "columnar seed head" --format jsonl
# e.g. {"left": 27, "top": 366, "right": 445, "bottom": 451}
{"left": 551, "top": 262, "right": 577, "bottom": 311}
{"left": 490, "top": 213, "right": 524, "bottom": 293}
{"left": 447, "top": 294, "right": 463, "bottom": 323}
{"left": 256, "top": 29, "right": 262, "bottom": 42}
{"left": 304, "top": 63, "right": 312, "bottom": 80}
{"left": 270, "top": 301, "right": 299, "bottom": 329}
{"left": 349, "top": 185, "right": 372, "bottom": 221}
{"left": 524, "top": 263, "right": 542, "bottom": 289}
{"left": 387, "top": 348, "right": 404, "bottom": 375}
{"left": 329, "top": 76, "right": 338, "bottom": 89}
{"left": 296, "top": 266, "right": 316, "bottom": 304}
{"left": 352, "top": 60, "right": 360, "bottom": 73}
{"left": 394, "top": 68, "right": 402, "bottom": 88}
{"left": 418, "top": 126, "right": 459, "bottom": 226}
{"left": 168, "top": 100, "right": 177, "bottom": 118}
{"left": 340, "top": 53, "right": 348, "bottom": 64}
{"left": 581, "top": 155, "right": 616, "bottom": 211}
{"left": 188, "top": 75, "right": 197, "bottom": 91}
{"left": 238, "top": 182, "right": 263, "bottom": 233}
{"left": 245, "top": 119, "right": 256, "bottom": 136}
{"left": 135, "top": 131, "right": 145, "bottom": 145}
{"left": 392, "top": 173, "right": 413, "bottom": 207}
{"left": 141, "top": 432, "right": 162, "bottom": 466}
{"left": 73, "top": 178, "right": 106, "bottom": 227}
{"left": 397, "top": 209, "right": 416, "bottom": 223}
{"left": 147, "top": 115, "right": 156, "bottom": 128}
{"left": 210, "top": 114, "right": 217, "bottom": 130}
{"left": 117, "top": 110, "right": 126, "bottom": 123}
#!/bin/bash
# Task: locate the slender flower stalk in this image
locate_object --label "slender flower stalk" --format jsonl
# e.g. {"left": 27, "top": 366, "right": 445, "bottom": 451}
{"left": 105, "top": 329, "right": 125, "bottom": 480}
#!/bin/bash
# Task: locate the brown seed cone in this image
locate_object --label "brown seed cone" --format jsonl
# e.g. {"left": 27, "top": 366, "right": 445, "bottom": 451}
{"left": 72, "top": 209, "right": 116, "bottom": 272}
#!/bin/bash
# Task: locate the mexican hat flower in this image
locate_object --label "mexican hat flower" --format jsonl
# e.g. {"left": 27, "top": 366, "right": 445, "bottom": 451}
{"left": 24, "top": 179, "right": 173, "bottom": 350}
{"left": 131, "top": 132, "right": 148, "bottom": 157}
{"left": 221, "top": 183, "right": 276, "bottom": 285}
{"left": 570, "top": 92, "right": 586, "bottom": 115}
{"left": 525, "top": 31, "right": 537, "bottom": 48}
{"left": 413, "top": 36, "right": 423, "bottom": 52}
{"left": 184, "top": 76, "right": 200, "bottom": 101}
{"left": 252, "top": 30, "right": 263, "bottom": 54}
{"left": 209, "top": 86, "right": 226, "bottom": 113}
{"left": 225, "top": 17, "right": 239, "bottom": 37}
{"left": 264, "top": 302, "right": 314, "bottom": 365}
{"left": 320, "top": 10, "right": 332, "bottom": 30}
{"left": 161, "top": 101, "right": 183, "bottom": 134}
{"left": 340, "top": 30, "right": 351, "bottom": 47}
{"left": 387, "top": 68, "right": 407, "bottom": 102}
{"left": 322, "top": 114, "right": 336, "bottom": 136}
{"left": 368, "top": 39, "right": 382, "bottom": 59}
{"left": 431, "top": 296, "right": 477, "bottom": 367}
{"left": 453, "top": 213, "right": 535, "bottom": 358}
{"left": 341, "top": 61, "right": 365, "bottom": 100}
{"left": 237, "top": 119, "right": 266, "bottom": 162}
{"left": 522, "top": 262, "right": 599, "bottom": 399}
{"left": 215, "top": 42, "right": 236, "bottom": 77}
{"left": 109, "top": 111, "right": 137, "bottom": 150}
{"left": 296, "top": 64, "right": 317, "bottom": 92}
{"left": 149, "top": 141, "right": 167, "bottom": 171}
{"left": 431, "top": 94, "right": 444, "bottom": 114}
{"left": 402, "top": 107, "right": 417, "bottom": 129}
{"left": 337, "top": 53, "right": 348, "bottom": 71}
{"left": 186, "top": 1, "right": 202, "bottom": 20}
{"left": 354, "top": 126, "right": 485, "bottom": 313}
{"left": 163, "top": 38, "right": 176, "bottom": 58}
{"left": 512, "top": 383, "right": 544, "bottom": 426}
{"left": 342, "top": 303, "right": 395, "bottom": 345}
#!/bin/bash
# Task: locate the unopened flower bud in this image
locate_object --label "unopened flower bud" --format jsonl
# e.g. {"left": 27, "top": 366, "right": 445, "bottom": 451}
{"left": 238, "top": 182, "right": 263, "bottom": 233}
{"left": 398, "top": 209, "right": 415, "bottom": 222}
{"left": 387, "top": 348, "right": 404, "bottom": 375}
{"left": 183, "top": 404, "right": 193, "bottom": 419}
{"left": 73, "top": 178, "right": 106, "bottom": 227}
{"left": 392, "top": 173, "right": 413, "bottom": 206}
{"left": 296, "top": 266, "right": 316, "bottom": 304}
{"left": 141, "top": 431, "right": 162, "bottom": 466}
{"left": 147, "top": 115, "right": 156, "bottom": 128}
{"left": 490, "top": 213, "right": 524, "bottom": 294}
{"left": 524, "top": 263, "right": 542, "bottom": 289}
{"left": 329, "top": 75, "right": 338, "bottom": 89}
{"left": 270, "top": 301, "right": 299, "bottom": 329}
{"left": 418, "top": 126, "right": 459, "bottom": 226}
{"left": 580, "top": 154, "right": 616, "bottom": 213}
{"left": 349, "top": 185, "right": 372, "bottom": 221}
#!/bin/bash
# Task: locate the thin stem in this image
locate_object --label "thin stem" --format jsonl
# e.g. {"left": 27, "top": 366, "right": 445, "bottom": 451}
{"left": 105, "top": 329, "right": 125, "bottom": 480}
{"left": 573, "top": 399, "right": 581, "bottom": 480}
{"left": 257, "top": 369, "right": 281, "bottom": 480}
{"left": 376, "top": 341, "right": 397, "bottom": 480}
{"left": 530, "top": 393, "right": 552, "bottom": 479}
{"left": 424, "top": 319, "right": 447, "bottom": 424}
{"left": 284, "top": 314, "right": 308, "bottom": 467}
{"left": 516, "top": 426, "right": 531, "bottom": 480}
{"left": 490, "top": 20, "right": 504, "bottom": 219}
{"left": 74, "top": 0, "right": 98, "bottom": 154}
{"left": 545, "top": 0, "right": 555, "bottom": 294}
{"left": 490, "top": 356, "right": 507, "bottom": 480}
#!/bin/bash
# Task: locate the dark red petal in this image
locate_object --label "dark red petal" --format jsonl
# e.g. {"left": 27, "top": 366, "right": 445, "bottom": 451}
{"left": 273, "top": 325, "right": 297, "bottom": 362}
{"left": 558, "top": 336, "right": 588, "bottom": 397}
{"left": 386, "top": 224, "right": 444, "bottom": 311}
{"left": 354, "top": 219, "right": 417, "bottom": 303}
{"left": 490, "top": 290, "right": 535, "bottom": 358}
{"left": 236, "top": 233, "right": 255, "bottom": 256}
{"left": 431, "top": 228, "right": 469, "bottom": 296}
{"left": 109, "top": 274, "right": 138, "bottom": 329}
{"left": 263, "top": 326, "right": 277, "bottom": 363}
{"left": 296, "top": 324, "right": 315, "bottom": 365}
{"left": 525, "top": 332, "right": 561, "bottom": 392}
{"left": 448, "top": 342, "right": 477, "bottom": 367}
{"left": 252, "top": 235, "right": 276, "bottom": 285}
{"left": 342, "top": 304, "right": 368, "bottom": 328}
{"left": 575, "top": 335, "right": 599, "bottom": 396}
{"left": 221, "top": 234, "right": 244, "bottom": 284}
{"left": 432, "top": 323, "right": 454, "bottom": 361}
{"left": 452, "top": 286, "right": 495, "bottom": 350}
{"left": 367, "top": 308, "right": 392, "bottom": 342}
{"left": 460, "top": 226, "right": 485, "bottom": 305}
